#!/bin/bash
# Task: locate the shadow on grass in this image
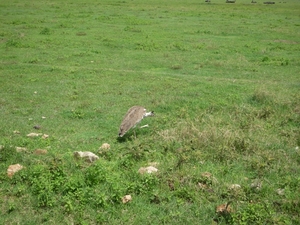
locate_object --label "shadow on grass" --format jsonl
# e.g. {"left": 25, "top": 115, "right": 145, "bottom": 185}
{"left": 117, "top": 129, "right": 148, "bottom": 142}
{"left": 116, "top": 135, "right": 134, "bottom": 143}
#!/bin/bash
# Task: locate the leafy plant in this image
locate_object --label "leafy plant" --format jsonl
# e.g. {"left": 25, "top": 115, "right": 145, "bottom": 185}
{"left": 84, "top": 163, "right": 107, "bottom": 186}
{"left": 231, "top": 202, "right": 275, "bottom": 225}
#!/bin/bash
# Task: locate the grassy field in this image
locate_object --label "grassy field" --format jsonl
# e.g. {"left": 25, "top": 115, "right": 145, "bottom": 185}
{"left": 0, "top": 0, "right": 299, "bottom": 224}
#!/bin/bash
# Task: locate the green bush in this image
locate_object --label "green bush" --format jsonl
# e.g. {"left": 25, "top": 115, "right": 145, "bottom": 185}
{"left": 231, "top": 202, "right": 275, "bottom": 225}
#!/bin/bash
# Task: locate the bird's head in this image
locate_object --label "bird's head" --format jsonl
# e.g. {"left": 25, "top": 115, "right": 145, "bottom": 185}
{"left": 144, "top": 111, "right": 154, "bottom": 117}
{"left": 119, "top": 128, "right": 124, "bottom": 137}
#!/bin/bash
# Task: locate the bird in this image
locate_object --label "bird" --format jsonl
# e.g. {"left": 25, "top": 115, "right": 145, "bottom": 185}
{"left": 119, "top": 106, "right": 154, "bottom": 137}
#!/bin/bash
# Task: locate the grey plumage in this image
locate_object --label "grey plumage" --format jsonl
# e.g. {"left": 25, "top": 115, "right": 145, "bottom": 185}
{"left": 119, "top": 106, "right": 154, "bottom": 137}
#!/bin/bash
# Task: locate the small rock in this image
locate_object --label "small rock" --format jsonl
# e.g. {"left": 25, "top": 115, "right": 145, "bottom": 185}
{"left": 201, "top": 172, "right": 218, "bottom": 184}
{"left": 201, "top": 172, "right": 212, "bottom": 178}
{"left": 276, "top": 188, "right": 285, "bottom": 196}
{"left": 13, "top": 130, "right": 20, "bottom": 134}
{"left": 7, "top": 164, "right": 23, "bottom": 178}
{"left": 98, "top": 143, "right": 110, "bottom": 154}
{"left": 250, "top": 180, "right": 262, "bottom": 190}
{"left": 16, "top": 147, "right": 27, "bottom": 152}
{"left": 42, "top": 134, "right": 49, "bottom": 139}
{"left": 122, "top": 195, "right": 132, "bottom": 204}
{"left": 42, "top": 116, "right": 46, "bottom": 119}
{"left": 198, "top": 182, "right": 214, "bottom": 192}
{"left": 34, "top": 149, "right": 48, "bottom": 155}
{"left": 74, "top": 151, "right": 99, "bottom": 163}
{"left": 99, "top": 143, "right": 110, "bottom": 150}
{"left": 216, "top": 202, "right": 233, "bottom": 214}
{"left": 198, "top": 182, "right": 208, "bottom": 190}
{"left": 138, "top": 166, "right": 158, "bottom": 174}
{"left": 27, "top": 132, "right": 41, "bottom": 137}
{"left": 229, "top": 184, "right": 241, "bottom": 190}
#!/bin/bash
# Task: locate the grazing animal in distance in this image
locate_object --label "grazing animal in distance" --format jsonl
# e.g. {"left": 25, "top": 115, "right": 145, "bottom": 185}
{"left": 119, "top": 106, "right": 154, "bottom": 137}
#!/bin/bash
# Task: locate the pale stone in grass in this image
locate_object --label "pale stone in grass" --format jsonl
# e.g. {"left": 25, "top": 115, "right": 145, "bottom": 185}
{"left": 74, "top": 151, "right": 99, "bottom": 163}
{"left": 216, "top": 202, "right": 233, "bottom": 214}
{"left": 7, "top": 164, "right": 23, "bottom": 178}
{"left": 99, "top": 143, "right": 110, "bottom": 155}
{"left": 122, "top": 195, "right": 132, "bottom": 204}
{"left": 13, "top": 130, "right": 20, "bottom": 134}
{"left": 138, "top": 166, "right": 158, "bottom": 174}
{"left": 42, "top": 134, "right": 49, "bottom": 139}
{"left": 201, "top": 172, "right": 212, "bottom": 178}
{"left": 34, "top": 149, "right": 48, "bottom": 155}
{"left": 27, "top": 132, "right": 41, "bottom": 137}
{"left": 16, "top": 147, "right": 27, "bottom": 152}
{"left": 250, "top": 180, "right": 262, "bottom": 190}
{"left": 198, "top": 182, "right": 208, "bottom": 190}
{"left": 201, "top": 172, "right": 218, "bottom": 184}
{"left": 99, "top": 143, "right": 110, "bottom": 150}
{"left": 198, "top": 182, "right": 214, "bottom": 193}
{"left": 229, "top": 184, "right": 241, "bottom": 190}
{"left": 276, "top": 188, "right": 285, "bottom": 196}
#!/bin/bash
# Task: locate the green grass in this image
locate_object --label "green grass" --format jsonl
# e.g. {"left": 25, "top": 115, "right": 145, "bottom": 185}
{"left": 0, "top": 0, "right": 299, "bottom": 224}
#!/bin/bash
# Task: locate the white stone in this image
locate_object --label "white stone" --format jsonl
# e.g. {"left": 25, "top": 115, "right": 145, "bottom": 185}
{"left": 42, "top": 134, "right": 49, "bottom": 139}
{"left": 229, "top": 184, "right": 241, "bottom": 190}
{"left": 74, "top": 151, "right": 99, "bottom": 163}
{"left": 16, "top": 147, "right": 27, "bottom": 152}
{"left": 250, "top": 180, "right": 262, "bottom": 190}
{"left": 7, "top": 164, "right": 23, "bottom": 178}
{"left": 122, "top": 195, "right": 132, "bottom": 203}
{"left": 138, "top": 166, "right": 158, "bottom": 174}
{"left": 27, "top": 133, "right": 41, "bottom": 137}
{"left": 276, "top": 188, "right": 285, "bottom": 195}
{"left": 99, "top": 143, "right": 110, "bottom": 150}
